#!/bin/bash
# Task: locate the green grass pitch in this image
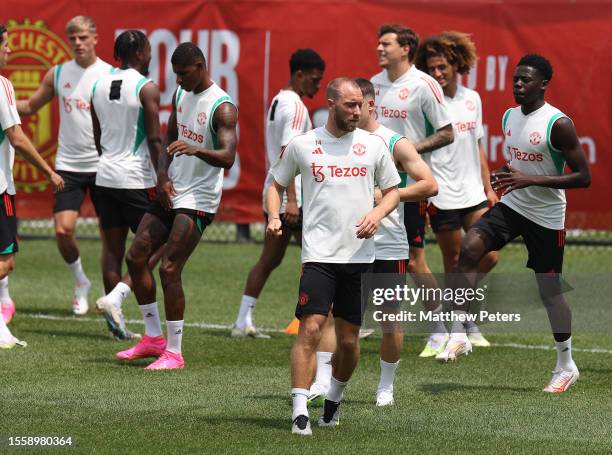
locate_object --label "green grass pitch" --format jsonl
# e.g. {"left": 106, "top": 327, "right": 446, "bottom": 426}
{"left": 1, "top": 239, "right": 611, "bottom": 453}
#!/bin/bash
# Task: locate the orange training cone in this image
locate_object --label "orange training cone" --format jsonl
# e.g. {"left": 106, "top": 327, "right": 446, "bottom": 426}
{"left": 284, "top": 317, "right": 300, "bottom": 335}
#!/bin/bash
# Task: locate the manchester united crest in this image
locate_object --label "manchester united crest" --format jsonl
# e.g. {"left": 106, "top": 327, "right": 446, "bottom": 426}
{"left": 6, "top": 19, "right": 72, "bottom": 192}
{"left": 352, "top": 143, "right": 366, "bottom": 156}
{"left": 197, "top": 112, "right": 207, "bottom": 126}
{"left": 529, "top": 132, "right": 542, "bottom": 145}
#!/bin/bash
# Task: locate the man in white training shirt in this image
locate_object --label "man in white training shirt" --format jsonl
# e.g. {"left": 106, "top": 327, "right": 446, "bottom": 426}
{"left": 90, "top": 30, "right": 164, "bottom": 341}
{"left": 232, "top": 49, "right": 325, "bottom": 338}
{"left": 268, "top": 78, "right": 400, "bottom": 435}
{"left": 17, "top": 16, "right": 111, "bottom": 316}
{"left": 0, "top": 24, "right": 64, "bottom": 348}
{"left": 439, "top": 55, "right": 591, "bottom": 395}
{"left": 371, "top": 24, "right": 454, "bottom": 347}
{"left": 117, "top": 43, "right": 238, "bottom": 371}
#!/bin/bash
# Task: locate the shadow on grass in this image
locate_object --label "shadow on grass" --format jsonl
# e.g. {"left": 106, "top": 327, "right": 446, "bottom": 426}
{"left": 85, "top": 357, "right": 151, "bottom": 368}
{"left": 17, "top": 307, "right": 77, "bottom": 317}
{"left": 198, "top": 415, "right": 287, "bottom": 430}
{"left": 22, "top": 327, "right": 109, "bottom": 341}
{"left": 418, "top": 382, "right": 532, "bottom": 394}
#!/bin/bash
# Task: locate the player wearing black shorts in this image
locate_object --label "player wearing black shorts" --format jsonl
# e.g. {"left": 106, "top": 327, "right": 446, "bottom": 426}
{"left": 17, "top": 16, "right": 111, "bottom": 315}
{"left": 232, "top": 49, "right": 325, "bottom": 338}
{"left": 437, "top": 55, "right": 591, "bottom": 395}
{"left": 268, "top": 78, "right": 400, "bottom": 435}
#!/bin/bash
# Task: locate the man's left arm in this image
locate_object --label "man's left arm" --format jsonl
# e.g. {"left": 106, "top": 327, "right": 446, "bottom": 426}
{"left": 167, "top": 103, "right": 237, "bottom": 169}
{"left": 492, "top": 117, "right": 591, "bottom": 192}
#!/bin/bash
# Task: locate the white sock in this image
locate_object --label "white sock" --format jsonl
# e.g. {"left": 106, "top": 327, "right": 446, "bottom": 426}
{"left": 555, "top": 337, "right": 576, "bottom": 371}
{"left": 0, "top": 314, "right": 13, "bottom": 342}
{"left": 0, "top": 276, "right": 10, "bottom": 302}
{"left": 166, "top": 320, "right": 184, "bottom": 354}
{"left": 68, "top": 257, "right": 89, "bottom": 287}
{"left": 106, "top": 282, "right": 131, "bottom": 307}
{"left": 139, "top": 302, "right": 163, "bottom": 337}
{"left": 428, "top": 304, "right": 447, "bottom": 335}
{"left": 235, "top": 295, "right": 257, "bottom": 329}
{"left": 312, "top": 351, "right": 332, "bottom": 389}
{"left": 450, "top": 310, "right": 468, "bottom": 338}
{"left": 291, "top": 388, "right": 309, "bottom": 420}
{"left": 378, "top": 359, "right": 399, "bottom": 391}
{"left": 326, "top": 376, "right": 347, "bottom": 403}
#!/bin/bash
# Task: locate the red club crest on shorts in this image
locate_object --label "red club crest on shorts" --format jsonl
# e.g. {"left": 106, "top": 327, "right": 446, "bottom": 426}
{"left": 352, "top": 143, "right": 366, "bottom": 156}
{"left": 398, "top": 88, "right": 410, "bottom": 100}
{"left": 197, "top": 112, "right": 207, "bottom": 125}
{"left": 298, "top": 293, "right": 309, "bottom": 306}
{"left": 529, "top": 132, "right": 542, "bottom": 145}
{"left": 465, "top": 99, "right": 476, "bottom": 111}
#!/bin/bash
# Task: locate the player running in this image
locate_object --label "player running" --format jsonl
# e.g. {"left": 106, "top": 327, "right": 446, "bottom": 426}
{"left": 17, "top": 16, "right": 111, "bottom": 316}
{"left": 232, "top": 49, "right": 325, "bottom": 338}
{"left": 437, "top": 55, "right": 591, "bottom": 395}
{"left": 414, "top": 31, "right": 499, "bottom": 352}
{"left": 90, "top": 30, "right": 163, "bottom": 341}
{"left": 268, "top": 78, "right": 400, "bottom": 435}
{"left": 0, "top": 24, "right": 64, "bottom": 348}
{"left": 116, "top": 42, "right": 237, "bottom": 370}
{"left": 371, "top": 24, "right": 455, "bottom": 356}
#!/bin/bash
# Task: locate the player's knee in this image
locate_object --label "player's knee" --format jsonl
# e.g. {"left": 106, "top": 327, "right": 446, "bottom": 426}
{"left": 0, "top": 257, "right": 15, "bottom": 277}
{"left": 159, "top": 260, "right": 180, "bottom": 283}
{"left": 126, "top": 247, "right": 146, "bottom": 272}
{"left": 336, "top": 334, "right": 359, "bottom": 353}
{"left": 298, "top": 317, "right": 323, "bottom": 343}
{"left": 459, "top": 238, "right": 485, "bottom": 269}
{"left": 55, "top": 225, "right": 75, "bottom": 240}
{"left": 482, "top": 251, "right": 499, "bottom": 270}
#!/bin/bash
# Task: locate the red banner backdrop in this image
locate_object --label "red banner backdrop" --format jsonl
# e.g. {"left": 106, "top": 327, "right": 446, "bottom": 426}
{"left": 3, "top": 1, "right": 611, "bottom": 228}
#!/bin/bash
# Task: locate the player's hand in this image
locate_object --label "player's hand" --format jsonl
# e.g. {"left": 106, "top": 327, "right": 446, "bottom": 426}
{"left": 485, "top": 187, "right": 499, "bottom": 207}
{"left": 491, "top": 164, "right": 532, "bottom": 195}
{"left": 356, "top": 212, "right": 380, "bottom": 239}
{"left": 284, "top": 200, "right": 299, "bottom": 226}
{"left": 373, "top": 188, "right": 383, "bottom": 206}
{"left": 168, "top": 140, "right": 199, "bottom": 157}
{"left": 266, "top": 217, "right": 283, "bottom": 237}
{"left": 157, "top": 173, "right": 176, "bottom": 210}
{"left": 49, "top": 172, "right": 64, "bottom": 192}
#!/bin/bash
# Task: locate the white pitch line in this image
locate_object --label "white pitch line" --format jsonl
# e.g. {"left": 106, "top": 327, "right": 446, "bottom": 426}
{"left": 19, "top": 313, "right": 612, "bottom": 354}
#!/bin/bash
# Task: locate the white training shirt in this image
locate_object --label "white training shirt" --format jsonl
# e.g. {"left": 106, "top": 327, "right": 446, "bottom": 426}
{"left": 54, "top": 58, "right": 112, "bottom": 173}
{"left": 429, "top": 85, "right": 487, "bottom": 209}
{"left": 262, "top": 89, "right": 311, "bottom": 213}
{"left": 373, "top": 125, "right": 409, "bottom": 260}
{"left": 501, "top": 102, "right": 568, "bottom": 230}
{"left": 271, "top": 127, "right": 401, "bottom": 264}
{"left": 92, "top": 67, "right": 156, "bottom": 189}
{"left": 371, "top": 65, "right": 451, "bottom": 174}
{"left": 0, "top": 76, "right": 20, "bottom": 195}
{"left": 169, "top": 83, "right": 235, "bottom": 212}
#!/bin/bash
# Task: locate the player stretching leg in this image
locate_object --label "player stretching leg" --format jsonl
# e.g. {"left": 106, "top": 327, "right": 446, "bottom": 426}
{"left": 0, "top": 25, "right": 64, "bottom": 348}
{"left": 232, "top": 49, "right": 325, "bottom": 338}
{"left": 415, "top": 31, "right": 499, "bottom": 350}
{"left": 437, "top": 55, "right": 590, "bottom": 394}
{"left": 268, "top": 78, "right": 400, "bottom": 435}
{"left": 117, "top": 43, "right": 237, "bottom": 370}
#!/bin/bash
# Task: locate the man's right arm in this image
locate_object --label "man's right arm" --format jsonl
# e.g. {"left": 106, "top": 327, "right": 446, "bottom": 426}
{"left": 17, "top": 67, "right": 55, "bottom": 116}
{"left": 157, "top": 90, "right": 178, "bottom": 210}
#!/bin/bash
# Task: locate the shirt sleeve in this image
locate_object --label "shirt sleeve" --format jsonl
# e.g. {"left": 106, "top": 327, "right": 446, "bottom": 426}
{"left": 419, "top": 78, "right": 451, "bottom": 131}
{"left": 270, "top": 140, "right": 299, "bottom": 187}
{"left": 278, "top": 99, "right": 309, "bottom": 147}
{"left": 0, "top": 78, "right": 21, "bottom": 132}
{"left": 475, "top": 92, "right": 484, "bottom": 140}
{"left": 373, "top": 137, "right": 401, "bottom": 190}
